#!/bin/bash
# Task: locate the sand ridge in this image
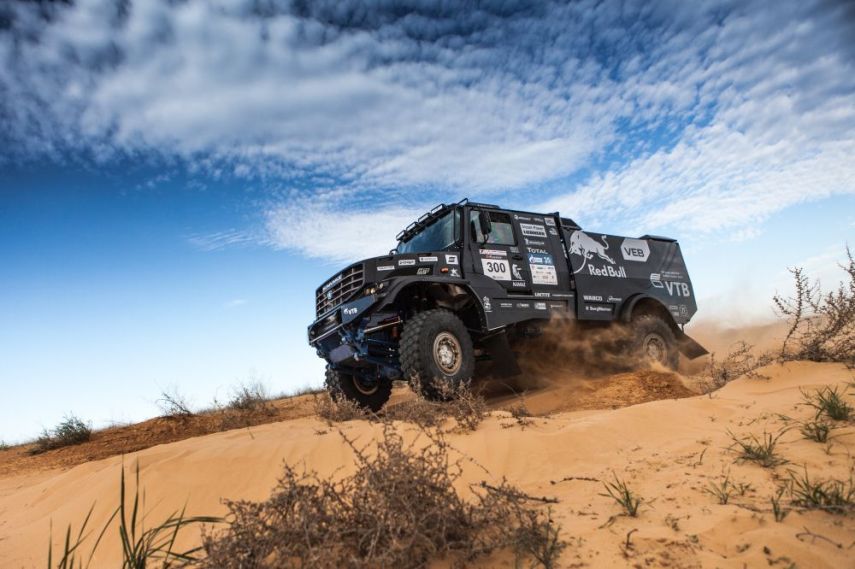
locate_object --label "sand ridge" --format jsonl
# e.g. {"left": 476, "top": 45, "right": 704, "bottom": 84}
{"left": 1, "top": 360, "right": 853, "bottom": 568}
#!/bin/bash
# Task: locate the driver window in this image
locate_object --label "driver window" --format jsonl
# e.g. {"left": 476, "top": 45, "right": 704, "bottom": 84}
{"left": 470, "top": 211, "right": 516, "bottom": 246}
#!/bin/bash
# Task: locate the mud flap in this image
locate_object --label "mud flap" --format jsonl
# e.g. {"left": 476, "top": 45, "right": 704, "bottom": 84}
{"left": 480, "top": 331, "right": 522, "bottom": 377}
{"left": 676, "top": 331, "right": 708, "bottom": 359}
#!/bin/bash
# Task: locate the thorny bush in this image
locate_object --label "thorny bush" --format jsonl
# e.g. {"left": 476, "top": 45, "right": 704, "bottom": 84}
{"left": 202, "top": 424, "right": 564, "bottom": 569}
{"left": 774, "top": 246, "right": 855, "bottom": 366}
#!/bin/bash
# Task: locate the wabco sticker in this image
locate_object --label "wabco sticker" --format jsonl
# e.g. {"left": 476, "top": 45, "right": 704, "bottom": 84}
{"left": 482, "top": 258, "right": 511, "bottom": 281}
{"left": 531, "top": 264, "right": 558, "bottom": 286}
{"left": 377, "top": 265, "right": 394, "bottom": 271}
{"left": 419, "top": 256, "right": 438, "bottom": 262}
{"left": 445, "top": 254, "right": 458, "bottom": 265}
{"left": 520, "top": 223, "right": 547, "bottom": 238}
{"left": 398, "top": 259, "right": 416, "bottom": 266}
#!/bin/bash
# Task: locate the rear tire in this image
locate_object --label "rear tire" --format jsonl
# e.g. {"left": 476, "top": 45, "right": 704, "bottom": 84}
{"left": 325, "top": 366, "right": 391, "bottom": 412}
{"left": 630, "top": 314, "right": 679, "bottom": 369}
{"left": 400, "top": 309, "right": 475, "bottom": 401}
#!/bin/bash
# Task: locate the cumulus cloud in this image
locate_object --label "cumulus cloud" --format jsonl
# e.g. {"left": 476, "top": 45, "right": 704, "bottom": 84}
{"left": 1, "top": 0, "right": 853, "bottom": 259}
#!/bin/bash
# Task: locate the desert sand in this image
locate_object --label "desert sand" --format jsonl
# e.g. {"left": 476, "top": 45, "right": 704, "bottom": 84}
{"left": 1, "top": 354, "right": 854, "bottom": 568}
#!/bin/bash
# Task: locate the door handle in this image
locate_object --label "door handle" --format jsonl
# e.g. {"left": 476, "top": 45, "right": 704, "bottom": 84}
{"left": 511, "top": 254, "right": 524, "bottom": 260}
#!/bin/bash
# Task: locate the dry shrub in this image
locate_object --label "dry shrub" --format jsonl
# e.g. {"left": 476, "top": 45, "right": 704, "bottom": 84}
{"left": 30, "top": 414, "right": 91, "bottom": 455}
{"left": 314, "top": 392, "right": 371, "bottom": 423}
{"left": 774, "top": 246, "right": 855, "bottom": 366}
{"left": 201, "top": 425, "right": 564, "bottom": 568}
{"left": 315, "top": 381, "right": 488, "bottom": 433}
{"left": 156, "top": 386, "right": 193, "bottom": 419}
{"left": 698, "top": 341, "right": 773, "bottom": 393}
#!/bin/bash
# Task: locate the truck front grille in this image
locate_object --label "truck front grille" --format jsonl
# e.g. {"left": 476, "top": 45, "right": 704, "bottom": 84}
{"left": 316, "top": 264, "right": 365, "bottom": 317}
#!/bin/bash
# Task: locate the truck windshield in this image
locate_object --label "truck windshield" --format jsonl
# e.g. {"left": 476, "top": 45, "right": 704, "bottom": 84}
{"left": 397, "top": 209, "right": 460, "bottom": 254}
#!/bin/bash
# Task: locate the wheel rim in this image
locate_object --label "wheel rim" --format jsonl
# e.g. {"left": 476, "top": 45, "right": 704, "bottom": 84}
{"left": 433, "top": 331, "right": 462, "bottom": 375}
{"left": 642, "top": 333, "right": 667, "bottom": 364}
{"left": 352, "top": 376, "right": 379, "bottom": 395}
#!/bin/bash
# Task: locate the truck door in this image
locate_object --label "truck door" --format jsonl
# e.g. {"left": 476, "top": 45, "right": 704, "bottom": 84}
{"left": 467, "top": 208, "right": 531, "bottom": 294}
{"left": 512, "top": 212, "right": 571, "bottom": 297}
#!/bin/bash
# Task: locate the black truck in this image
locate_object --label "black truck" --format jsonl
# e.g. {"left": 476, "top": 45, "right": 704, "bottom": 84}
{"left": 308, "top": 199, "right": 706, "bottom": 410}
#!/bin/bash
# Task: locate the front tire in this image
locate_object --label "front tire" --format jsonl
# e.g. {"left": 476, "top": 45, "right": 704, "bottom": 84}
{"left": 630, "top": 314, "right": 679, "bottom": 369}
{"left": 400, "top": 309, "right": 475, "bottom": 400}
{"left": 325, "top": 367, "right": 391, "bottom": 412}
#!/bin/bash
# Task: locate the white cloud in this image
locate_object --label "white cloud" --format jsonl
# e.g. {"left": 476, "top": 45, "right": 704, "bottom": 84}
{"left": 264, "top": 199, "right": 422, "bottom": 264}
{"left": 224, "top": 298, "right": 248, "bottom": 309}
{"left": 187, "top": 229, "right": 257, "bottom": 252}
{"left": 2, "top": 0, "right": 853, "bottom": 260}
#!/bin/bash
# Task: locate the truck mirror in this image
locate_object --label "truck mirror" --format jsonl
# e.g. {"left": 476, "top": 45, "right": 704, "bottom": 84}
{"left": 478, "top": 211, "right": 492, "bottom": 240}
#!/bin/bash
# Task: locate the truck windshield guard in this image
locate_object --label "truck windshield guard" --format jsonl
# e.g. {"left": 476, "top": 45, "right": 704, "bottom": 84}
{"left": 396, "top": 208, "right": 461, "bottom": 254}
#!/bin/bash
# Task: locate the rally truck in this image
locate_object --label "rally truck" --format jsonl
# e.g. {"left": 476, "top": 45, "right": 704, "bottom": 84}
{"left": 307, "top": 199, "right": 707, "bottom": 410}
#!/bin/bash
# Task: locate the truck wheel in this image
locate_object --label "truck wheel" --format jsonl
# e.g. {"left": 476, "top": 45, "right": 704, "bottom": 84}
{"left": 630, "top": 315, "right": 679, "bottom": 369}
{"left": 400, "top": 309, "right": 475, "bottom": 401}
{"left": 325, "top": 367, "right": 391, "bottom": 412}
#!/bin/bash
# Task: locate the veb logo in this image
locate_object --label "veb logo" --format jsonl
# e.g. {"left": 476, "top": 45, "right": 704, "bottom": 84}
{"left": 620, "top": 238, "right": 650, "bottom": 262}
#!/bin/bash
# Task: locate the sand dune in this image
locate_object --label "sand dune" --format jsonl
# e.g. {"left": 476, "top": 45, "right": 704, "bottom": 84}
{"left": 1, "top": 359, "right": 853, "bottom": 568}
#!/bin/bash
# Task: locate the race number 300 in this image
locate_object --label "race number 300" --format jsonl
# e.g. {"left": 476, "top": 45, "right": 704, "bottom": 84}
{"left": 482, "top": 258, "right": 511, "bottom": 281}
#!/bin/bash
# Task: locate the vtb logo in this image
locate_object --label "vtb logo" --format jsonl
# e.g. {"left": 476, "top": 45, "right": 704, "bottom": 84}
{"left": 650, "top": 273, "right": 691, "bottom": 297}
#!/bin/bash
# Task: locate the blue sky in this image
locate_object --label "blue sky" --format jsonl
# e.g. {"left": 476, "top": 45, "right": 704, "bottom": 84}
{"left": 1, "top": 0, "right": 854, "bottom": 442}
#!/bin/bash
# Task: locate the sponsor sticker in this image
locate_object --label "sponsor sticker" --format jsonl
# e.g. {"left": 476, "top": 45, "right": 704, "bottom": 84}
{"left": 528, "top": 253, "right": 554, "bottom": 265}
{"left": 511, "top": 263, "right": 524, "bottom": 279}
{"left": 398, "top": 259, "right": 416, "bottom": 266}
{"left": 499, "top": 301, "right": 514, "bottom": 309}
{"left": 585, "top": 305, "right": 612, "bottom": 313}
{"left": 482, "top": 258, "right": 511, "bottom": 280}
{"left": 480, "top": 249, "right": 507, "bottom": 257}
{"left": 445, "top": 254, "right": 458, "bottom": 265}
{"left": 322, "top": 274, "right": 342, "bottom": 292}
{"left": 516, "top": 302, "right": 531, "bottom": 309}
{"left": 377, "top": 265, "right": 395, "bottom": 271}
{"left": 527, "top": 247, "right": 550, "bottom": 255}
{"left": 343, "top": 307, "right": 358, "bottom": 316}
{"left": 520, "top": 223, "right": 547, "bottom": 238}
{"left": 651, "top": 273, "right": 691, "bottom": 296}
{"left": 583, "top": 295, "right": 603, "bottom": 302}
{"left": 544, "top": 217, "right": 556, "bottom": 226}
{"left": 449, "top": 268, "right": 461, "bottom": 277}
{"left": 534, "top": 302, "right": 547, "bottom": 310}
{"left": 419, "top": 256, "right": 438, "bottom": 262}
{"left": 548, "top": 228, "right": 558, "bottom": 236}
{"left": 417, "top": 267, "right": 431, "bottom": 275}
{"left": 534, "top": 292, "right": 550, "bottom": 298}
{"left": 482, "top": 296, "right": 492, "bottom": 312}
{"left": 531, "top": 264, "right": 558, "bottom": 285}
{"left": 588, "top": 264, "right": 627, "bottom": 278}
{"left": 525, "top": 238, "right": 546, "bottom": 246}
{"left": 607, "top": 295, "right": 623, "bottom": 303}
{"left": 547, "top": 302, "right": 565, "bottom": 310}
{"left": 513, "top": 214, "right": 532, "bottom": 222}
{"left": 620, "top": 238, "right": 650, "bottom": 262}
{"left": 511, "top": 280, "right": 526, "bottom": 287}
